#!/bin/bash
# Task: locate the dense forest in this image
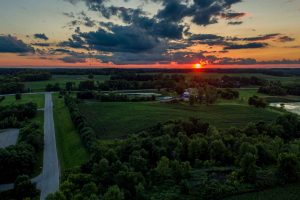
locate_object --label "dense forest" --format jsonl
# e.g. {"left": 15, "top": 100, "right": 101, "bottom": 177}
{"left": 43, "top": 93, "right": 300, "bottom": 200}
{"left": 48, "top": 103, "right": 300, "bottom": 199}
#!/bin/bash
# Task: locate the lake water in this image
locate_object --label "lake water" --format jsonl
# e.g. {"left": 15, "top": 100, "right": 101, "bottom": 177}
{"left": 270, "top": 102, "right": 300, "bottom": 115}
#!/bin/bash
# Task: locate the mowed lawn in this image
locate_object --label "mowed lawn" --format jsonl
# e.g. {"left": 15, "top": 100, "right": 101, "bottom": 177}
{"left": 53, "top": 94, "right": 88, "bottom": 171}
{"left": 25, "top": 75, "right": 110, "bottom": 92}
{"left": 0, "top": 93, "right": 45, "bottom": 109}
{"left": 224, "top": 184, "right": 300, "bottom": 200}
{"left": 79, "top": 101, "right": 282, "bottom": 139}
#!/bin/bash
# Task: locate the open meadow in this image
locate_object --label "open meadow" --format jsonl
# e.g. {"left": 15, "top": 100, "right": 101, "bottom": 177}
{"left": 79, "top": 101, "right": 282, "bottom": 139}
{"left": 24, "top": 75, "right": 110, "bottom": 92}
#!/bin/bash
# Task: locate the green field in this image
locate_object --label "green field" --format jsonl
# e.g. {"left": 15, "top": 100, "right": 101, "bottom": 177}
{"left": 79, "top": 101, "right": 282, "bottom": 139}
{"left": 185, "top": 72, "right": 300, "bottom": 85}
{"left": 53, "top": 94, "right": 88, "bottom": 171}
{"left": 0, "top": 93, "right": 45, "bottom": 108}
{"left": 25, "top": 75, "right": 110, "bottom": 92}
{"left": 224, "top": 184, "right": 300, "bottom": 200}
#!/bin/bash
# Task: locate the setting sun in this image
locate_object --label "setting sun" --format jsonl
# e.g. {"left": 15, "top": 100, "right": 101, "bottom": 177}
{"left": 194, "top": 63, "right": 202, "bottom": 69}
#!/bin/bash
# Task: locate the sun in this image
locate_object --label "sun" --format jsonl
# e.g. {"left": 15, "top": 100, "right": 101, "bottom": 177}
{"left": 194, "top": 63, "right": 202, "bottom": 69}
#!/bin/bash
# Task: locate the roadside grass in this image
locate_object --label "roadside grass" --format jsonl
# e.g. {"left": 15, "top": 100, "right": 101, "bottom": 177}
{"left": 0, "top": 93, "right": 45, "bottom": 109}
{"left": 53, "top": 94, "right": 88, "bottom": 172}
{"left": 79, "top": 101, "right": 282, "bottom": 140}
{"left": 224, "top": 183, "right": 300, "bottom": 200}
{"left": 25, "top": 75, "right": 110, "bottom": 92}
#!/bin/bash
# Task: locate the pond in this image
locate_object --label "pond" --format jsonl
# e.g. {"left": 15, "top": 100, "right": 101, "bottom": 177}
{"left": 270, "top": 102, "right": 300, "bottom": 115}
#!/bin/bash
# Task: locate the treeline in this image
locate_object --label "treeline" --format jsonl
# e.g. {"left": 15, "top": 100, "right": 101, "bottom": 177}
{"left": 0, "top": 78, "right": 25, "bottom": 95}
{"left": 0, "top": 122, "right": 43, "bottom": 183}
{"left": 47, "top": 114, "right": 300, "bottom": 200}
{"left": 64, "top": 96, "right": 97, "bottom": 152}
{"left": 248, "top": 96, "right": 267, "bottom": 108}
{"left": 76, "top": 91, "right": 156, "bottom": 102}
{"left": 0, "top": 102, "right": 37, "bottom": 129}
{"left": 63, "top": 75, "right": 264, "bottom": 94}
{"left": 17, "top": 72, "right": 51, "bottom": 82}
{"left": 2, "top": 68, "right": 299, "bottom": 76}
{"left": 258, "top": 81, "right": 300, "bottom": 96}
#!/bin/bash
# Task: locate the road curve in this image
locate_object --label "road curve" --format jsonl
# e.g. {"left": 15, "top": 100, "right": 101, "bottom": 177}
{"left": 37, "top": 93, "right": 60, "bottom": 199}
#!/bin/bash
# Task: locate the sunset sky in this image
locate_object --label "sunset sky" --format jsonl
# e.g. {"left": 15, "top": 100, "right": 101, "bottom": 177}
{"left": 0, "top": 0, "right": 300, "bottom": 68}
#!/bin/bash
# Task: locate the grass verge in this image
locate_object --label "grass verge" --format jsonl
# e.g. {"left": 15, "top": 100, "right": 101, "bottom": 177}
{"left": 53, "top": 94, "right": 88, "bottom": 172}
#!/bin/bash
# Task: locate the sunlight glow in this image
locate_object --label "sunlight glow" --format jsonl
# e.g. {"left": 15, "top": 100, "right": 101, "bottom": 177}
{"left": 194, "top": 63, "right": 202, "bottom": 69}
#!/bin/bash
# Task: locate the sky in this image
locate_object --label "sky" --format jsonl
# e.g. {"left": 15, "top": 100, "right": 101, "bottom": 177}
{"left": 0, "top": 0, "right": 300, "bottom": 68}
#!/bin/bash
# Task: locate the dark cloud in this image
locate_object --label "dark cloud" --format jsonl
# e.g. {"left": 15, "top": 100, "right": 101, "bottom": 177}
{"left": 228, "top": 21, "right": 243, "bottom": 25}
{"left": 32, "top": 43, "right": 51, "bottom": 47}
{"left": 60, "top": 56, "right": 86, "bottom": 63}
{"left": 242, "top": 34, "right": 280, "bottom": 41}
{"left": 79, "top": 25, "right": 159, "bottom": 52}
{"left": 0, "top": 35, "right": 35, "bottom": 53}
{"left": 277, "top": 36, "right": 295, "bottom": 43}
{"left": 34, "top": 33, "right": 49, "bottom": 41}
{"left": 221, "top": 12, "right": 246, "bottom": 19}
{"left": 224, "top": 42, "right": 268, "bottom": 50}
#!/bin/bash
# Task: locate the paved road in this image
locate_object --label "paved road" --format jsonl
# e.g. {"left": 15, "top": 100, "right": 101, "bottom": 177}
{"left": 0, "top": 93, "right": 60, "bottom": 199}
{"left": 37, "top": 93, "right": 60, "bottom": 199}
{"left": 0, "top": 129, "right": 19, "bottom": 148}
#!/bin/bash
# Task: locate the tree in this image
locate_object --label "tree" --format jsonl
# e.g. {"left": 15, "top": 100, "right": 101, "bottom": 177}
{"left": 188, "top": 138, "right": 208, "bottom": 161}
{"left": 103, "top": 185, "right": 124, "bottom": 200}
{"left": 88, "top": 74, "right": 94, "bottom": 79}
{"left": 189, "top": 95, "right": 196, "bottom": 106}
{"left": 277, "top": 153, "right": 299, "bottom": 183}
{"left": 239, "top": 153, "right": 257, "bottom": 183}
{"left": 15, "top": 93, "right": 22, "bottom": 100}
{"left": 46, "top": 192, "right": 67, "bottom": 200}
{"left": 205, "top": 86, "right": 218, "bottom": 105}
{"left": 209, "top": 140, "right": 227, "bottom": 163}
{"left": 155, "top": 156, "right": 171, "bottom": 178}
{"left": 65, "top": 82, "right": 75, "bottom": 91}
{"left": 14, "top": 175, "right": 39, "bottom": 199}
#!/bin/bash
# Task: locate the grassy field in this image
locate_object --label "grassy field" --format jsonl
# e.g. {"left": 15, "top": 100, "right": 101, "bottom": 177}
{"left": 0, "top": 93, "right": 45, "bottom": 108}
{"left": 53, "top": 94, "right": 88, "bottom": 171}
{"left": 79, "top": 101, "right": 282, "bottom": 139}
{"left": 219, "top": 89, "right": 300, "bottom": 105}
{"left": 224, "top": 184, "right": 300, "bottom": 200}
{"left": 25, "top": 75, "right": 110, "bottom": 92}
{"left": 185, "top": 72, "right": 300, "bottom": 85}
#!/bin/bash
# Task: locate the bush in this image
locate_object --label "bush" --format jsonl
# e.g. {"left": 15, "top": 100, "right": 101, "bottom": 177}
{"left": 277, "top": 153, "right": 299, "bottom": 183}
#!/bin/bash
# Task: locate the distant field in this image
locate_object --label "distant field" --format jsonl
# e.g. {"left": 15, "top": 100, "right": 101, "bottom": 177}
{"left": 219, "top": 89, "right": 300, "bottom": 105}
{"left": 79, "top": 101, "right": 282, "bottom": 139}
{"left": 53, "top": 94, "right": 88, "bottom": 171}
{"left": 0, "top": 93, "right": 45, "bottom": 108}
{"left": 185, "top": 72, "right": 300, "bottom": 85}
{"left": 224, "top": 184, "right": 300, "bottom": 200}
{"left": 25, "top": 75, "right": 110, "bottom": 92}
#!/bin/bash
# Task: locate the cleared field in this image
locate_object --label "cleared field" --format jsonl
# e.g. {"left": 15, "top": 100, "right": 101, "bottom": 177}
{"left": 25, "top": 75, "right": 110, "bottom": 92}
{"left": 53, "top": 94, "right": 88, "bottom": 171}
{"left": 79, "top": 101, "right": 282, "bottom": 139}
{"left": 224, "top": 184, "right": 300, "bottom": 200}
{"left": 0, "top": 93, "right": 45, "bottom": 108}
